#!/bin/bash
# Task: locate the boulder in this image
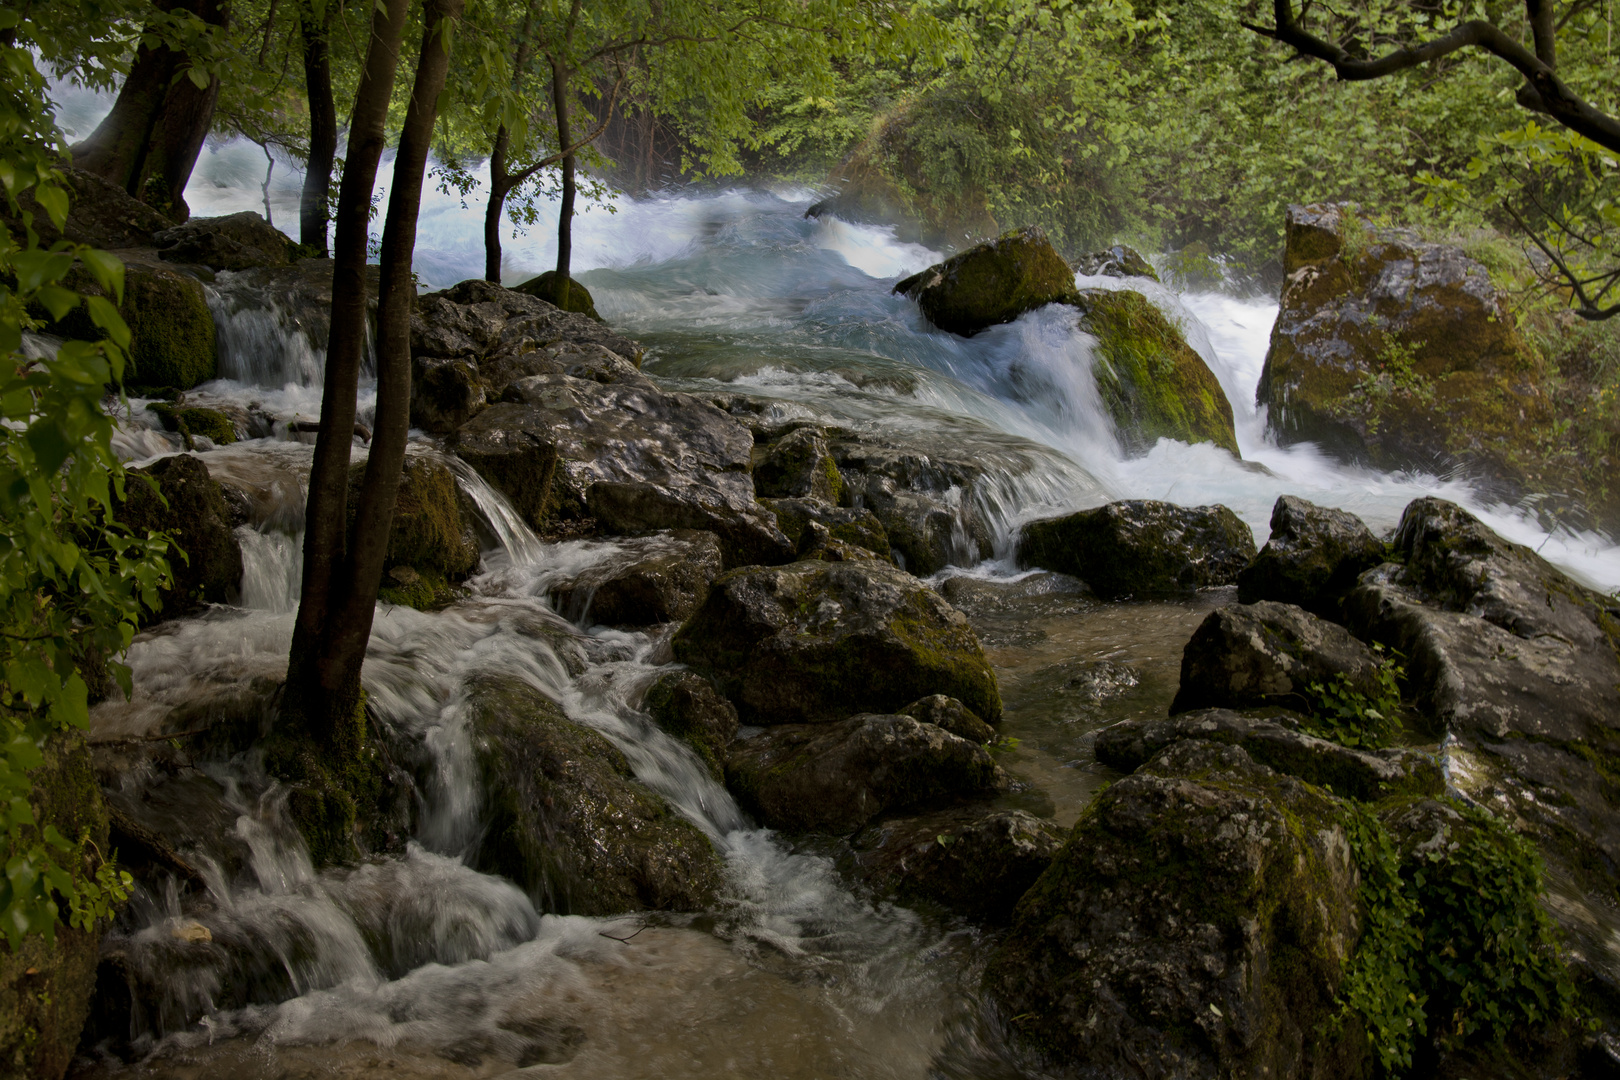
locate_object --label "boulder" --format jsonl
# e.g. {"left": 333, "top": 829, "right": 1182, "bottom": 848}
{"left": 347, "top": 454, "right": 481, "bottom": 610}
{"left": 513, "top": 271, "right": 602, "bottom": 321}
{"left": 551, "top": 530, "right": 723, "bottom": 626}
{"left": 5, "top": 164, "right": 173, "bottom": 249}
{"left": 1095, "top": 709, "right": 1443, "bottom": 802}
{"left": 898, "top": 694, "right": 996, "bottom": 743}
{"left": 1257, "top": 203, "right": 1555, "bottom": 498}
{"left": 845, "top": 807, "right": 1063, "bottom": 921}
{"left": 985, "top": 739, "right": 1366, "bottom": 1079}
{"left": 49, "top": 256, "right": 217, "bottom": 390}
{"left": 154, "top": 211, "right": 297, "bottom": 271}
{"left": 725, "top": 714, "right": 1007, "bottom": 833}
{"left": 753, "top": 427, "right": 844, "bottom": 502}
{"left": 0, "top": 734, "right": 111, "bottom": 1080}
{"left": 1072, "top": 288, "right": 1239, "bottom": 456}
{"left": 893, "top": 227, "right": 1079, "bottom": 337}
{"left": 122, "top": 454, "right": 243, "bottom": 617}
{"left": 758, "top": 497, "right": 890, "bottom": 561}
{"left": 1072, "top": 244, "right": 1159, "bottom": 282}
{"left": 446, "top": 409, "right": 561, "bottom": 533}
{"left": 641, "top": 670, "right": 738, "bottom": 781}
{"left": 1169, "top": 600, "right": 1384, "bottom": 715}
{"left": 468, "top": 675, "right": 722, "bottom": 914}
{"left": 672, "top": 559, "right": 1002, "bottom": 724}
{"left": 1236, "top": 495, "right": 1386, "bottom": 617}
{"left": 410, "top": 356, "right": 486, "bottom": 434}
{"left": 1018, "top": 499, "right": 1256, "bottom": 599}
{"left": 145, "top": 404, "right": 238, "bottom": 448}
{"left": 412, "top": 278, "right": 641, "bottom": 372}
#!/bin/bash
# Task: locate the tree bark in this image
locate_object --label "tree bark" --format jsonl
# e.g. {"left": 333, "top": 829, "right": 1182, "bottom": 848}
{"left": 300, "top": 0, "right": 338, "bottom": 255}
{"left": 485, "top": 122, "right": 512, "bottom": 282}
{"left": 550, "top": 53, "right": 574, "bottom": 309}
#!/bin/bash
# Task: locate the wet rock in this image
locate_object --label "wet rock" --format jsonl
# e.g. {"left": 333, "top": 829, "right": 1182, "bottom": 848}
{"left": 641, "top": 670, "right": 738, "bottom": 781}
{"left": 898, "top": 694, "right": 996, "bottom": 743}
{"left": 154, "top": 211, "right": 297, "bottom": 271}
{"left": 985, "top": 739, "right": 1366, "bottom": 1080}
{"left": 845, "top": 806, "right": 1063, "bottom": 921}
{"left": 1095, "top": 709, "right": 1443, "bottom": 802}
{"left": 753, "top": 427, "right": 844, "bottom": 502}
{"left": 447, "top": 409, "right": 561, "bottom": 533}
{"left": 468, "top": 675, "right": 722, "bottom": 914}
{"left": 1169, "top": 600, "right": 1383, "bottom": 715}
{"left": 758, "top": 497, "right": 890, "bottom": 561}
{"left": 894, "top": 227, "right": 1079, "bottom": 336}
{"left": 513, "top": 270, "right": 602, "bottom": 321}
{"left": 49, "top": 256, "right": 217, "bottom": 389}
{"left": 673, "top": 559, "right": 1002, "bottom": 724}
{"left": 551, "top": 530, "right": 723, "bottom": 626}
{"left": 0, "top": 734, "right": 110, "bottom": 1080}
{"left": 1072, "top": 288, "right": 1239, "bottom": 456}
{"left": 346, "top": 453, "right": 481, "bottom": 610}
{"left": 725, "top": 714, "right": 1007, "bottom": 833}
{"left": 1236, "top": 495, "right": 1386, "bottom": 617}
{"left": 146, "top": 404, "right": 238, "bottom": 448}
{"left": 1018, "top": 499, "right": 1256, "bottom": 598}
{"left": 410, "top": 356, "right": 486, "bottom": 433}
{"left": 1072, "top": 244, "right": 1159, "bottom": 282}
{"left": 122, "top": 453, "right": 243, "bottom": 617}
{"left": 411, "top": 278, "right": 641, "bottom": 376}
{"left": 1257, "top": 203, "right": 1555, "bottom": 500}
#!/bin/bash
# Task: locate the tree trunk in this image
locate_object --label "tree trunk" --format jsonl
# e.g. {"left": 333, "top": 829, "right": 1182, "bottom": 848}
{"left": 550, "top": 54, "right": 574, "bottom": 310}
{"left": 484, "top": 123, "right": 512, "bottom": 282}
{"left": 299, "top": 0, "right": 338, "bottom": 255}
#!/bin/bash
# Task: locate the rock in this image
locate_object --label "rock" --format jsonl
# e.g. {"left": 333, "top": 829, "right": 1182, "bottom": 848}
{"left": 551, "top": 530, "right": 723, "bottom": 626}
{"left": 1018, "top": 499, "right": 1256, "bottom": 599}
{"left": 122, "top": 453, "right": 243, "bottom": 617}
{"left": 1257, "top": 203, "right": 1555, "bottom": 499}
{"left": 410, "top": 356, "right": 486, "bottom": 433}
{"left": 898, "top": 694, "right": 996, "bottom": 743}
{"left": 0, "top": 734, "right": 111, "bottom": 1080}
{"left": 154, "top": 211, "right": 297, "bottom": 271}
{"left": 1072, "top": 288, "right": 1239, "bottom": 456}
{"left": 412, "top": 278, "right": 641, "bottom": 374}
{"left": 468, "top": 675, "right": 722, "bottom": 914}
{"left": 513, "top": 271, "right": 602, "bottom": 321}
{"left": 347, "top": 453, "right": 481, "bottom": 609}
{"left": 758, "top": 497, "right": 890, "bottom": 561}
{"left": 753, "top": 427, "right": 844, "bottom": 502}
{"left": 1095, "top": 709, "right": 1443, "bottom": 802}
{"left": 446, "top": 409, "right": 561, "bottom": 533}
{"left": 725, "top": 714, "right": 1007, "bottom": 833}
{"left": 985, "top": 739, "right": 1366, "bottom": 1079}
{"left": 6, "top": 164, "right": 174, "bottom": 249}
{"left": 641, "top": 670, "right": 738, "bottom": 781}
{"left": 1072, "top": 244, "right": 1160, "bottom": 281}
{"left": 1169, "top": 600, "right": 1384, "bottom": 715}
{"left": 145, "top": 404, "right": 238, "bottom": 448}
{"left": 845, "top": 807, "right": 1063, "bottom": 921}
{"left": 672, "top": 559, "right": 1002, "bottom": 724}
{"left": 893, "top": 227, "right": 1079, "bottom": 337}
{"left": 49, "top": 256, "right": 217, "bottom": 390}
{"left": 1236, "top": 495, "right": 1386, "bottom": 616}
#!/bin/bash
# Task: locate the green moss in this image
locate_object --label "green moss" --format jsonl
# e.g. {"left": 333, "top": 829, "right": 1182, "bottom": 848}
{"left": 147, "top": 403, "right": 236, "bottom": 448}
{"left": 263, "top": 688, "right": 387, "bottom": 869}
{"left": 377, "top": 568, "right": 464, "bottom": 611}
{"left": 44, "top": 262, "right": 217, "bottom": 390}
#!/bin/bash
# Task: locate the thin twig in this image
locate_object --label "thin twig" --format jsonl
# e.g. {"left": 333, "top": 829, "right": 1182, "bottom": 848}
{"left": 598, "top": 923, "right": 647, "bottom": 944}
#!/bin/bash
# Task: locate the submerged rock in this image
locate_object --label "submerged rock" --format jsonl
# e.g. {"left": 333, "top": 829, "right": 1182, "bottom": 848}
{"left": 641, "top": 670, "right": 738, "bottom": 781}
{"left": 154, "top": 211, "right": 297, "bottom": 271}
{"left": 551, "top": 530, "right": 724, "bottom": 626}
{"left": 1018, "top": 499, "right": 1255, "bottom": 598}
{"left": 468, "top": 675, "right": 722, "bottom": 914}
{"left": 1236, "top": 495, "right": 1386, "bottom": 617}
{"left": 122, "top": 453, "right": 243, "bottom": 618}
{"left": 894, "top": 227, "right": 1079, "bottom": 336}
{"left": 725, "top": 714, "right": 1006, "bottom": 833}
{"left": 672, "top": 559, "right": 1002, "bottom": 724}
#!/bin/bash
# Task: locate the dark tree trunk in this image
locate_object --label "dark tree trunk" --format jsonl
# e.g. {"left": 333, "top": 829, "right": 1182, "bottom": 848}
{"left": 549, "top": 54, "right": 574, "bottom": 310}
{"left": 485, "top": 122, "right": 513, "bottom": 282}
{"left": 300, "top": 0, "right": 338, "bottom": 255}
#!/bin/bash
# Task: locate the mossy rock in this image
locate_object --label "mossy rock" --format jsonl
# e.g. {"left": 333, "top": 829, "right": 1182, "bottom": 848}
{"left": 1073, "top": 288, "right": 1239, "bottom": 456}
{"left": 758, "top": 496, "right": 890, "bottom": 560}
{"left": 146, "top": 404, "right": 237, "bottom": 447}
{"left": 1072, "top": 244, "right": 1160, "bottom": 282}
{"left": 753, "top": 428, "right": 844, "bottom": 503}
{"left": 46, "top": 260, "right": 217, "bottom": 390}
{"left": 642, "top": 670, "right": 739, "bottom": 781}
{"left": 513, "top": 271, "right": 602, "bottom": 321}
{"left": 345, "top": 454, "right": 481, "bottom": 610}
{"left": 894, "top": 227, "right": 1079, "bottom": 337}
{"left": 1018, "top": 499, "right": 1256, "bottom": 599}
{"left": 121, "top": 453, "right": 244, "bottom": 618}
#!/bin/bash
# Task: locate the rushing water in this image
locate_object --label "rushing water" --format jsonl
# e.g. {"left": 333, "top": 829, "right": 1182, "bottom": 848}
{"left": 57, "top": 112, "right": 1620, "bottom": 1076}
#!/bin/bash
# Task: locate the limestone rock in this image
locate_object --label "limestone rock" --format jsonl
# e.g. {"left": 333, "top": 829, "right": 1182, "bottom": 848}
{"left": 753, "top": 427, "right": 844, "bottom": 502}
{"left": 122, "top": 453, "right": 243, "bottom": 617}
{"left": 6, "top": 164, "right": 173, "bottom": 249}
{"left": 672, "top": 559, "right": 1002, "bottom": 724}
{"left": 154, "top": 211, "right": 297, "bottom": 271}
{"left": 641, "top": 670, "right": 738, "bottom": 781}
{"left": 49, "top": 256, "right": 217, "bottom": 389}
{"left": 1236, "top": 495, "right": 1385, "bottom": 616}
{"left": 1018, "top": 499, "right": 1256, "bottom": 598}
{"left": 512, "top": 270, "right": 602, "bottom": 321}
{"left": 410, "top": 356, "right": 487, "bottom": 434}
{"left": 551, "top": 530, "right": 723, "bottom": 626}
{"left": 725, "top": 714, "right": 1007, "bottom": 833}
{"left": 894, "top": 228, "right": 1079, "bottom": 336}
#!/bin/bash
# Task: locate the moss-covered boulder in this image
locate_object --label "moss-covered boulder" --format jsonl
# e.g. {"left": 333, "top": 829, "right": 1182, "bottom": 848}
{"left": 1236, "top": 495, "right": 1386, "bottom": 617}
{"left": 50, "top": 258, "right": 217, "bottom": 390}
{"left": 551, "top": 530, "right": 723, "bottom": 627}
{"left": 0, "top": 734, "right": 111, "bottom": 1080}
{"left": 985, "top": 739, "right": 1368, "bottom": 1079}
{"left": 758, "top": 496, "right": 890, "bottom": 561}
{"left": 1018, "top": 499, "right": 1256, "bottom": 599}
{"left": 642, "top": 670, "right": 738, "bottom": 781}
{"left": 725, "top": 713, "right": 1006, "bottom": 833}
{"left": 121, "top": 453, "right": 243, "bottom": 618}
{"left": 1257, "top": 203, "right": 1556, "bottom": 497}
{"left": 894, "top": 227, "right": 1079, "bottom": 337}
{"left": 753, "top": 427, "right": 844, "bottom": 503}
{"left": 154, "top": 211, "right": 297, "bottom": 271}
{"left": 346, "top": 454, "right": 481, "bottom": 610}
{"left": 4, "top": 164, "right": 173, "bottom": 249}
{"left": 1072, "top": 288, "right": 1239, "bottom": 456}
{"left": 672, "top": 559, "right": 1002, "bottom": 724}
{"left": 145, "top": 404, "right": 238, "bottom": 448}
{"left": 467, "top": 675, "right": 722, "bottom": 913}
{"left": 513, "top": 271, "right": 602, "bottom": 321}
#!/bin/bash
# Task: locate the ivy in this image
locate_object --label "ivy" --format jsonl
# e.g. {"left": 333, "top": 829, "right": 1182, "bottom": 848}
{"left": 1304, "top": 645, "right": 1404, "bottom": 750}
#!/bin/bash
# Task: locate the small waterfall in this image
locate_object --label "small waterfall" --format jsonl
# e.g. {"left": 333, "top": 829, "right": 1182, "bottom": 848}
{"left": 206, "top": 281, "right": 327, "bottom": 388}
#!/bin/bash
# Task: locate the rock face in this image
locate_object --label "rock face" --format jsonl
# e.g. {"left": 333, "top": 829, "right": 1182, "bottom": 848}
{"left": 1236, "top": 495, "right": 1385, "bottom": 617}
{"left": 641, "top": 670, "right": 738, "bottom": 781}
{"left": 122, "top": 454, "right": 243, "bottom": 618}
{"left": 672, "top": 559, "right": 1002, "bottom": 724}
{"left": 0, "top": 734, "right": 110, "bottom": 1080}
{"left": 725, "top": 714, "right": 1006, "bottom": 833}
{"left": 154, "top": 211, "right": 297, "bottom": 270}
{"left": 348, "top": 454, "right": 481, "bottom": 609}
{"left": 1019, "top": 500, "right": 1256, "bottom": 599}
{"left": 551, "top": 530, "right": 723, "bottom": 626}
{"left": 845, "top": 806, "right": 1063, "bottom": 921}
{"left": 898, "top": 694, "right": 996, "bottom": 743}
{"left": 468, "top": 676, "right": 722, "bottom": 914}
{"left": 985, "top": 739, "right": 1365, "bottom": 1080}
{"left": 1072, "top": 288, "right": 1239, "bottom": 456}
{"left": 1169, "top": 600, "right": 1383, "bottom": 715}
{"left": 758, "top": 497, "right": 890, "bottom": 562}
{"left": 1257, "top": 203, "right": 1554, "bottom": 498}
{"left": 894, "top": 228, "right": 1078, "bottom": 336}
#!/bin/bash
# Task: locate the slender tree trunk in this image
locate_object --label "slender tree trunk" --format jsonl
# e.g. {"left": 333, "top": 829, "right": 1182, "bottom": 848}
{"left": 484, "top": 123, "right": 512, "bottom": 282}
{"left": 300, "top": 0, "right": 338, "bottom": 255}
{"left": 549, "top": 54, "right": 574, "bottom": 310}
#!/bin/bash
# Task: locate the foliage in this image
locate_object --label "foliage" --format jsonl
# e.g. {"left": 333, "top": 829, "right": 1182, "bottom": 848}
{"left": 1304, "top": 646, "right": 1404, "bottom": 749}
